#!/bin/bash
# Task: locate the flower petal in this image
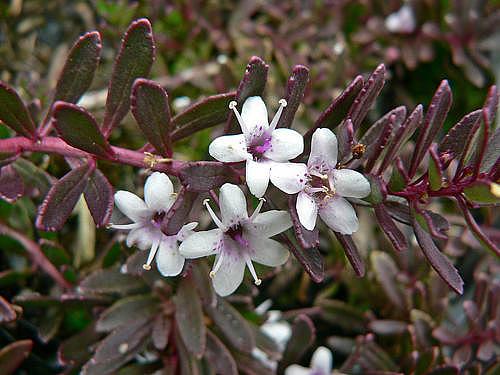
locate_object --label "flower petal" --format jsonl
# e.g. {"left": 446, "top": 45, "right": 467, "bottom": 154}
{"left": 270, "top": 162, "right": 308, "bottom": 194}
{"left": 178, "top": 229, "right": 222, "bottom": 258}
{"left": 156, "top": 236, "right": 185, "bottom": 277}
{"left": 176, "top": 222, "right": 198, "bottom": 241}
{"left": 241, "top": 96, "right": 269, "bottom": 137}
{"left": 284, "top": 365, "right": 310, "bottom": 375}
{"left": 209, "top": 134, "right": 249, "bottom": 162}
{"left": 319, "top": 196, "right": 359, "bottom": 234}
{"left": 296, "top": 191, "right": 318, "bottom": 231}
{"left": 144, "top": 172, "right": 176, "bottom": 212}
{"left": 126, "top": 225, "right": 160, "bottom": 250}
{"left": 333, "top": 169, "right": 371, "bottom": 198}
{"left": 211, "top": 250, "right": 246, "bottom": 296}
{"left": 114, "top": 190, "right": 150, "bottom": 222}
{"left": 308, "top": 128, "right": 338, "bottom": 172}
{"left": 248, "top": 236, "right": 290, "bottom": 267}
{"left": 219, "top": 183, "right": 249, "bottom": 226}
{"left": 246, "top": 159, "right": 271, "bottom": 198}
{"left": 247, "top": 210, "right": 292, "bottom": 237}
{"left": 310, "top": 346, "right": 333, "bottom": 373}
{"left": 265, "top": 128, "right": 304, "bottom": 162}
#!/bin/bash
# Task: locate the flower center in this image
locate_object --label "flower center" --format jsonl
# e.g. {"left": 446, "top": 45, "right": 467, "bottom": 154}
{"left": 247, "top": 135, "right": 272, "bottom": 161}
{"left": 225, "top": 223, "right": 249, "bottom": 247}
{"left": 151, "top": 211, "right": 165, "bottom": 227}
{"left": 306, "top": 171, "right": 336, "bottom": 203}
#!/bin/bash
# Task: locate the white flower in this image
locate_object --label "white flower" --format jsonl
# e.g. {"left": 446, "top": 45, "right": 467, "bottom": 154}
{"left": 272, "top": 128, "right": 370, "bottom": 234}
{"left": 179, "top": 183, "right": 292, "bottom": 296}
{"left": 285, "top": 346, "right": 333, "bottom": 375}
{"left": 110, "top": 172, "right": 197, "bottom": 276}
{"left": 209, "top": 96, "right": 305, "bottom": 198}
{"left": 385, "top": 4, "right": 416, "bottom": 34}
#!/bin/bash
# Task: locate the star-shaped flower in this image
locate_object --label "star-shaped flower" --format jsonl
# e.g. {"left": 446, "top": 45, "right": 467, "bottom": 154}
{"left": 110, "top": 172, "right": 197, "bottom": 276}
{"left": 179, "top": 183, "right": 292, "bottom": 296}
{"left": 272, "top": 128, "right": 371, "bottom": 234}
{"left": 285, "top": 346, "right": 333, "bottom": 375}
{"left": 209, "top": 96, "right": 305, "bottom": 197}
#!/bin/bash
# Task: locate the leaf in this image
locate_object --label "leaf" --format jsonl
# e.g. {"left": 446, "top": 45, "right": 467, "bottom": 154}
{"left": 79, "top": 268, "right": 146, "bottom": 295}
{"left": 428, "top": 145, "right": 444, "bottom": 191}
{"left": 191, "top": 261, "right": 216, "bottom": 308}
{"left": 96, "top": 295, "right": 159, "bottom": 332}
{"left": 277, "top": 65, "right": 309, "bottom": 129}
{"left": 278, "top": 314, "right": 316, "bottom": 373}
{"left": 0, "top": 82, "right": 37, "bottom": 139}
{"left": 171, "top": 92, "right": 236, "bottom": 141}
{"left": 83, "top": 169, "right": 114, "bottom": 227}
{"left": 205, "top": 330, "right": 238, "bottom": 375}
{"left": 161, "top": 187, "right": 197, "bottom": 236}
{"left": 282, "top": 233, "right": 324, "bottom": 282}
{"left": 250, "top": 323, "right": 281, "bottom": 361}
{"left": 463, "top": 180, "right": 500, "bottom": 205}
{"left": 411, "top": 212, "right": 464, "bottom": 294}
{"left": 38, "top": 307, "right": 63, "bottom": 343}
{"left": 58, "top": 323, "right": 101, "bottom": 365}
{"left": 368, "top": 320, "right": 407, "bottom": 335}
{"left": 480, "top": 127, "right": 500, "bottom": 173}
{"left": 0, "top": 295, "right": 17, "bottom": 323}
{"left": 317, "top": 299, "right": 367, "bottom": 332}
{"left": 374, "top": 204, "right": 408, "bottom": 252}
{"left": 52, "top": 102, "right": 113, "bottom": 158}
{"left": 11, "top": 158, "right": 53, "bottom": 197}
{"left": 152, "top": 314, "right": 171, "bottom": 350}
{"left": 410, "top": 80, "right": 452, "bottom": 177}
{"left": 0, "top": 152, "right": 19, "bottom": 168}
{"left": 178, "top": 161, "right": 240, "bottom": 192}
{"left": 0, "top": 340, "right": 33, "bottom": 375}
{"left": 0, "top": 165, "right": 24, "bottom": 203}
{"left": 174, "top": 277, "right": 206, "bottom": 357}
{"left": 36, "top": 163, "right": 93, "bottom": 231}
{"left": 288, "top": 195, "right": 319, "bottom": 249}
{"left": 363, "top": 112, "right": 397, "bottom": 173}
{"left": 205, "top": 296, "right": 255, "bottom": 353}
{"left": 102, "top": 19, "right": 155, "bottom": 136}
{"left": 334, "top": 232, "right": 365, "bottom": 276}
{"left": 131, "top": 78, "right": 172, "bottom": 157}
{"left": 53, "top": 31, "right": 102, "bottom": 104}
{"left": 371, "top": 251, "right": 406, "bottom": 310}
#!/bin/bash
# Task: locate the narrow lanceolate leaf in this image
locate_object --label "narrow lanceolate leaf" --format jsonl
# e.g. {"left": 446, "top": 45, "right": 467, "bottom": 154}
{"left": 289, "top": 195, "right": 319, "bottom": 249}
{"left": 428, "top": 145, "right": 444, "bottom": 191}
{"left": 482, "top": 85, "right": 498, "bottom": 128}
{"left": 277, "top": 65, "right": 309, "bottom": 129}
{"left": 205, "top": 330, "right": 238, "bottom": 375}
{"left": 80, "top": 268, "right": 146, "bottom": 295}
{"left": 0, "top": 340, "right": 33, "bottom": 375}
{"left": 463, "top": 181, "right": 500, "bottom": 205}
{"left": 53, "top": 31, "right": 102, "bottom": 104}
{"left": 179, "top": 161, "right": 240, "bottom": 192}
{"left": 282, "top": 233, "right": 324, "bottom": 282}
{"left": 171, "top": 92, "right": 236, "bottom": 141}
{"left": 131, "top": 79, "right": 172, "bottom": 157}
{"left": 480, "top": 127, "right": 500, "bottom": 173}
{"left": 174, "top": 277, "right": 206, "bottom": 358}
{"left": 364, "top": 113, "right": 396, "bottom": 173}
{"left": 370, "top": 251, "right": 406, "bottom": 310}
{"left": 96, "top": 295, "right": 158, "bottom": 332}
{"left": 225, "top": 56, "right": 268, "bottom": 133}
{"left": 161, "top": 187, "right": 197, "bottom": 236}
{"left": 374, "top": 204, "right": 408, "bottom": 252}
{"left": 36, "top": 163, "right": 93, "bottom": 231}
{"left": 411, "top": 212, "right": 464, "bottom": 294}
{"left": 52, "top": 102, "right": 113, "bottom": 158}
{"left": 0, "top": 165, "right": 24, "bottom": 203}
{"left": 102, "top": 19, "right": 155, "bottom": 136}
{"left": 83, "top": 169, "right": 114, "bottom": 227}
{"left": 335, "top": 233, "right": 365, "bottom": 276}
{"left": 409, "top": 80, "right": 452, "bottom": 178}
{"left": 278, "top": 314, "right": 316, "bottom": 374}
{"left": 0, "top": 82, "right": 37, "bottom": 139}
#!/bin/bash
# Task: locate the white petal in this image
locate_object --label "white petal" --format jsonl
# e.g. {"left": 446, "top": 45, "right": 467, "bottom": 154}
{"left": 284, "top": 365, "right": 310, "bottom": 375}
{"left": 310, "top": 346, "right": 333, "bottom": 373}
{"left": 247, "top": 210, "right": 292, "bottom": 237}
{"left": 209, "top": 134, "right": 249, "bottom": 162}
{"left": 114, "top": 190, "right": 150, "bottom": 222}
{"left": 211, "top": 251, "right": 246, "bottom": 296}
{"left": 178, "top": 229, "right": 222, "bottom": 258}
{"left": 241, "top": 96, "right": 269, "bottom": 137}
{"left": 246, "top": 159, "right": 271, "bottom": 198}
{"left": 319, "top": 196, "right": 359, "bottom": 234}
{"left": 265, "top": 128, "right": 304, "bottom": 162}
{"left": 308, "top": 128, "right": 338, "bottom": 172}
{"left": 333, "top": 169, "right": 371, "bottom": 198}
{"left": 248, "top": 235, "right": 290, "bottom": 267}
{"left": 270, "top": 162, "right": 308, "bottom": 194}
{"left": 296, "top": 191, "right": 318, "bottom": 231}
{"left": 219, "top": 183, "right": 249, "bottom": 226}
{"left": 156, "top": 236, "right": 185, "bottom": 277}
{"left": 176, "top": 222, "right": 198, "bottom": 241}
{"left": 126, "top": 225, "right": 160, "bottom": 250}
{"left": 144, "top": 172, "right": 176, "bottom": 212}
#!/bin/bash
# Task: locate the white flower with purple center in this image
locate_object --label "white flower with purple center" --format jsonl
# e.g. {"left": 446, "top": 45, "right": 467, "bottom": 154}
{"left": 209, "top": 96, "right": 305, "bottom": 198}
{"left": 179, "top": 183, "right": 291, "bottom": 296}
{"left": 110, "top": 172, "right": 197, "bottom": 276}
{"left": 285, "top": 346, "right": 333, "bottom": 375}
{"left": 272, "top": 128, "right": 371, "bottom": 234}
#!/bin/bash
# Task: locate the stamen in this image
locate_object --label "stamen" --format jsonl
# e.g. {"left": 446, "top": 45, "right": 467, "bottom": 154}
{"left": 307, "top": 187, "right": 329, "bottom": 194}
{"left": 144, "top": 152, "right": 172, "bottom": 169}
{"left": 309, "top": 169, "right": 328, "bottom": 180}
{"left": 268, "top": 98, "right": 287, "bottom": 133}
{"left": 203, "top": 199, "right": 226, "bottom": 230}
{"left": 143, "top": 239, "right": 160, "bottom": 270}
{"left": 209, "top": 251, "right": 225, "bottom": 278}
{"left": 109, "top": 223, "right": 142, "bottom": 230}
{"left": 229, "top": 101, "right": 248, "bottom": 134}
{"left": 245, "top": 256, "right": 262, "bottom": 286}
{"left": 249, "top": 198, "right": 266, "bottom": 221}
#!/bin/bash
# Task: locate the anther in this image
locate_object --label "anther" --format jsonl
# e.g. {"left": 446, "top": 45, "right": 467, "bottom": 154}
{"left": 269, "top": 98, "right": 288, "bottom": 132}
{"left": 278, "top": 99, "right": 287, "bottom": 107}
{"left": 143, "top": 264, "right": 151, "bottom": 270}
{"left": 229, "top": 101, "right": 237, "bottom": 110}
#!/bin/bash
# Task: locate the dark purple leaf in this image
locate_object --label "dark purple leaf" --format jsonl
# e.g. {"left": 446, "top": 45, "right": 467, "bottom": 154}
{"left": 53, "top": 31, "right": 102, "bottom": 105}
{"left": 374, "top": 204, "right": 408, "bottom": 252}
{"left": 288, "top": 195, "right": 319, "bottom": 249}
{"left": 79, "top": 268, "right": 146, "bottom": 295}
{"left": 0, "top": 82, "right": 37, "bottom": 139}
{"left": 427, "top": 365, "right": 459, "bottom": 375}
{"left": 482, "top": 85, "right": 498, "bottom": 127}
{"left": 411, "top": 211, "right": 464, "bottom": 294}
{"left": 174, "top": 276, "right": 206, "bottom": 357}
{"left": 370, "top": 251, "right": 406, "bottom": 310}
{"left": 317, "top": 299, "right": 368, "bottom": 332}
{"left": 233, "top": 351, "right": 275, "bottom": 375}
{"left": 369, "top": 320, "right": 408, "bottom": 335}
{"left": 102, "top": 19, "right": 155, "bottom": 137}
{"left": 277, "top": 65, "right": 309, "bottom": 129}
{"left": 428, "top": 145, "right": 444, "bottom": 191}
{"left": 83, "top": 169, "right": 114, "bottom": 227}
{"left": 0, "top": 295, "right": 17, "bottom": 323}
{"left": 0, "top": 152, "right": 19, "bottom": 168}
{"left": 281, "top": 233, "right": 324, "bottom": 282}
{"left": 0, "top": 165, "right": 24, "bottom": 203}
{"left": 205, "top": 330, "right": 238, "bottom": 375}
{"left": 335, "top": 232, "right": 365, "bottom": 276}
{"left": 250, "top": 324, "right": 281, "bottom": 361}
{"left": 36, "top": 163, "right": 93, "bottom": 231}
{"left": 152, "top": 314, "right": 171, "bottom": 350}
{"left": 53, "top": 102, "right": 114, "bottom": 158}
{"left": 337, "top": 118, "right": 355, "bottom": 162}
{"left": 225, "top": 56, "right": 268, "bottom": 133}
{"left": 161, "top": 187, "right": 197, "bottom": 236}
{"left": 96, "top": 295, "right": 158, "bottom": 332}
{"left": 178, "top": 161, "right": 240, "bottom": 192}
{"left": 131, "top": 78, "right": 172, "bottom": 157}
{"left": 58, "top": 323, "right": 101, "bottom": 365}
{"left": 171, "top": 92, "right": 236, "bottom": 141}
{"left": 409, "top": 80, "right": 452, "bottom": 178}
{"left": 278, "top": 314, "right": 316, "bottom": 373}
{"left": 191, "top": 261, "right": 216, "bottom": 308}
{"left": 480, "top": 127, "right": 500, "bottom": 173}
{"left": 11, "top": 158, "right": 53, "bottom": 197}
{"left": 0, "top": 340, "right": 33, "bottom": 375}
{"left": 363, "top": 113, "right": 396, "bottom": 173}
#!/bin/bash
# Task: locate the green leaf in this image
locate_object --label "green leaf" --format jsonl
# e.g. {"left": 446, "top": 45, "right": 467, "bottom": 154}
{"left": 11, "top": 158, "right": 53, "bottom": 197}
{"left": 389, "top": 163, "right": 406, "bottom": 192}
{"left": 428, "top": 146, "right": 443, "bottom": 191}
{"left": 0, "top": 82, "right": 37, "bottom": 139}
{"left": 463, "top": 181, "right": 500, "bottom": 205}
{"left": 0, "top": 340, "right": 33, "bottom": 375}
